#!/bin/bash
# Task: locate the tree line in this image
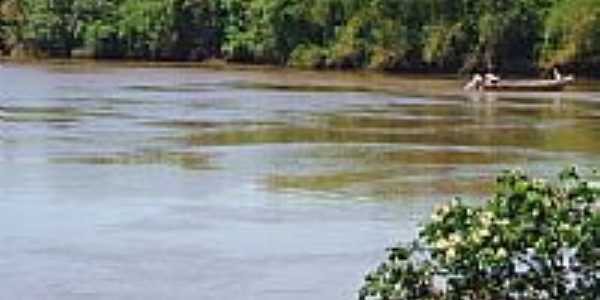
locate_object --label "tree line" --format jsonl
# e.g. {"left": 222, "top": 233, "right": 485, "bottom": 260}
{"left": 1, "top": 0, "right": 599, "bottom": 74}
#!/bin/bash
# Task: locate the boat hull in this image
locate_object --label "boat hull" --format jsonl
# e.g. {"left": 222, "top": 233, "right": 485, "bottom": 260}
{"left": 481, "top": 79, "right": 571, "bottom": 92}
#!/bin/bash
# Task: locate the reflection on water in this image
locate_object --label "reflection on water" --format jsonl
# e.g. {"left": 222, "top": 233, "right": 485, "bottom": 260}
{"left": 52, "top": 150, "right": 213, "bottom": 171}
{"left": 1, "top": 62, "right": 600, "bottom": 300}
{"left": 1, "top": 105, "right": 83, "bottom": 123}
{"left": 266, "top": 169, "right": 495, "bottom": 198}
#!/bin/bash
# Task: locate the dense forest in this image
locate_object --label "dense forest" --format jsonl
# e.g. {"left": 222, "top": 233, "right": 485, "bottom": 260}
{"left": 1, "top": 0, "right": 599, "bottom": 74}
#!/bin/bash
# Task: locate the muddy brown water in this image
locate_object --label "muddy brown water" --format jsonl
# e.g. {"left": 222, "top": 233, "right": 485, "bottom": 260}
{"left": 1, "top": 62, "right": 600, "bottom": 300}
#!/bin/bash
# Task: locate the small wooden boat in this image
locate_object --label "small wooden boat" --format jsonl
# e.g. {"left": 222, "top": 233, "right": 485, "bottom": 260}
{"left": 480, "top": 78, "right": 574, "bottom": 92}
{"left": 464, "top": 70, "right": 575, "bottom": 92}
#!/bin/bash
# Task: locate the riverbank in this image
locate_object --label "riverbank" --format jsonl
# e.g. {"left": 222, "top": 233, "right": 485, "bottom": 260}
{"left": 0, "top": 55, "right": 574, "bottom": 76}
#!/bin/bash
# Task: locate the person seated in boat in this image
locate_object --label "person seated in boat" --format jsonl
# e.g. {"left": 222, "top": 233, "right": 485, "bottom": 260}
{"left": 484, "top": 73, "right": 500, "bottom": 85}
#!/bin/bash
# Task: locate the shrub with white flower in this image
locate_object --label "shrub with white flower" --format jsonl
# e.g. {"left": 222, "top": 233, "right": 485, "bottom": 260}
{"left": 359, "top": 167, "right": 599, "bottom": 300}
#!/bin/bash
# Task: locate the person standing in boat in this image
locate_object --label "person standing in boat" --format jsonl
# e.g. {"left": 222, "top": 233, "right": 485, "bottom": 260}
{"left": 464, "top": 74, "right": 483, "bottom": 91}
{"left": 553, "top": 68, "right": 563, "bottom": 80}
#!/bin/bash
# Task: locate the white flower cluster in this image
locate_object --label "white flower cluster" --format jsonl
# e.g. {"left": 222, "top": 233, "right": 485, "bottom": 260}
{"left": 431, "top": 204, "right": 451, "bottom": 222}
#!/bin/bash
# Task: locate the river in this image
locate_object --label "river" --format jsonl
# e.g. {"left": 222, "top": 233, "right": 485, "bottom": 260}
{"left": 1, "top": 62, "right": 599, "bottom": 300}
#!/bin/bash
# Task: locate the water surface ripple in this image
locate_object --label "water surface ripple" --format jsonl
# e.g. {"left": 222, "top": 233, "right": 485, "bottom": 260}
{"left": 1, "top": 63, "right": 600, "bottom": 300}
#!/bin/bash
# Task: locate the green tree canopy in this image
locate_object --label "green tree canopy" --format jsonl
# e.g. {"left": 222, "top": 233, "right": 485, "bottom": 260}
{"left": 2, "top": 0, "right": 600, "bottom": 75}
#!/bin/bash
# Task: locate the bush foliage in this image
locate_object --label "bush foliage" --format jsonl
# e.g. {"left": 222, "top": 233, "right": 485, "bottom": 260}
{"left": 359, "top": 168, "right": 599, "bottom": 300}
